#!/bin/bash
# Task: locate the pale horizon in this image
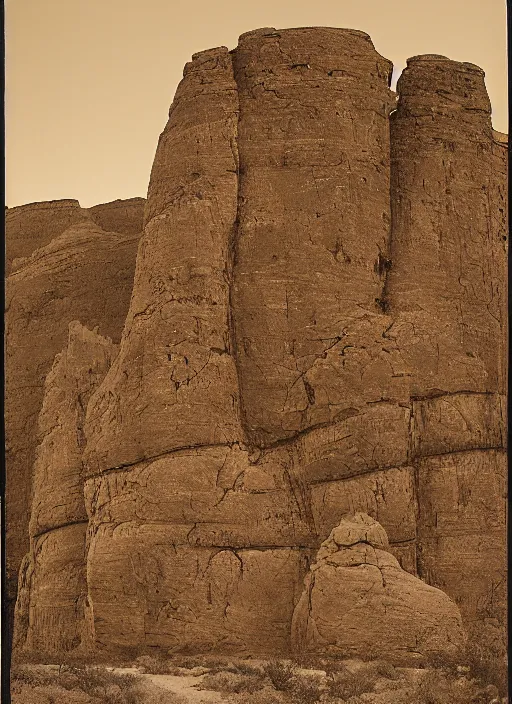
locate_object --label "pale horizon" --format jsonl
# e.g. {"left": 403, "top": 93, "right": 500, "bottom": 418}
{"left": 6, "top": 0, "right": 508, "bottom": 209}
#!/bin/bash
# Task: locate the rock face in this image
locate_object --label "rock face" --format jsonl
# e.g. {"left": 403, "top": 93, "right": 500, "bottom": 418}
{"left": 10, "top": 28, "right": 507, "bottom": 657}
{"left": 13, "top": 322, "right": 117, "bottom": 653}
{"left": 291, "top": 514, "right": 466, "bottom": 664}
{"left": 5, "top": 198, "right": 144, "bottom": 633}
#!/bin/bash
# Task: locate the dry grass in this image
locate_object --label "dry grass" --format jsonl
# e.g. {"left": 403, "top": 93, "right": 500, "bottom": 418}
{"left": 413, "top": 668, "right": 499, "bottom": 704}
{"left": 327, "top": 669, "right": 377, "bottom": 700}
{"left": 196, "top": 670, "right": 266, "bottom": 694}
{"left": 262, "top": 659, "right": 298, "bottom": 691}
{"left": 10, "top": 662, "right": 186, "bottom": 704}
{"left": 11, "top": 643, "right": 507, "bottom": 704}
{"left": 287, "top": 673, "right": 324, "bottom": 703}
{"left": 224, "top": 692, "right": 290, "bottom": 704}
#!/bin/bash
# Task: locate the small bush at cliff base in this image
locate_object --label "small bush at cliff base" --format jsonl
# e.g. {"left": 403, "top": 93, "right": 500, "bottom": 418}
{"left": 287, "top": 673, "right": 323, "bottom": 703}
{"left": 11, "top": 664, "right": 189, "bottom": 704}
{"left": 136, "top": 654, "right": 175, "bottom": 674}
{"left": 413, "top": 668, "right": 503, "bottom": 704}
{"left": 196, "top": 670, "right": 266, "bottom": 694}
{"left": 291, "top": 652, "right": 330, "bottom": 671}
{"left": 223, "top": 692, "right": 290, "bottom": 704}
{"left": 464, "top": 641, "right": 508, "bottom": 698}
{"left": 263, "top": 659, "right": 298, "bottom": 690}
{"left": 326, "top": 663, "right": 379, "bottom": 699}
{"left": 64, "top": 665, "right": 140, "bottom": 696}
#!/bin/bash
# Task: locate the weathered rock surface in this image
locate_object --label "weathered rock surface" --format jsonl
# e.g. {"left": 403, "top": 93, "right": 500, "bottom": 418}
{"left": 5, "top": 197, "right": 144, "bottom": 274}
{"left": 416, "top": 449, "right": 507, "bottom": 637}
{"left": 13, "top": 323, "right": 117, "bottom": 652}
{"left": 5, "top": 198, "right": 144, "bottom": 629}
{"left": 291, "top": 514, "right": 466, "bottom": 664}
{"left": 387, "top": 56, "right": 506, "bottom": 395}
{"left": 10, "top": 27, "right": 507, "bottom": 657}
{"left": 86, "top": 525, "right": 309, "bottom": 654}
{"left": 232, "top": 28, "right": 405, "bottom": 445}
{"left": 84, "top": 47, "right": 242, "bottom": 474}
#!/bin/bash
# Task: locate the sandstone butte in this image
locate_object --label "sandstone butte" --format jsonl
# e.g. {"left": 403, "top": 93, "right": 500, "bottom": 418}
{"left": 7, "top": 27, "right": 507, "bottom": 663}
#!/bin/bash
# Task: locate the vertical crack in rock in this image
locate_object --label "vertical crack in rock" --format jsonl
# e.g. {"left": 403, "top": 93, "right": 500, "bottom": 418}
{"left": 226, "top": 48, "right": 249, "bottom": 440}
{"left": 231, "top": 27, "right": 401, "bottom": 447}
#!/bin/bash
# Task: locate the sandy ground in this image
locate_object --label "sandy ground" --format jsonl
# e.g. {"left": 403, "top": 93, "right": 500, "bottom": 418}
{"left": 145, "top": 673, "right": 224, "bottom": 703}
{"left": 114, "top": 667, "right": 224, "bottom": 703}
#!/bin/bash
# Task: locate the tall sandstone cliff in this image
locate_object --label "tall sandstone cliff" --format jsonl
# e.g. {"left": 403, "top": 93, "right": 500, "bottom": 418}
{"left": 10, "top": 28, "right": 507, "bottom": 659}
{"left": 5, "top": 197, "right": 145, "bottom": 630}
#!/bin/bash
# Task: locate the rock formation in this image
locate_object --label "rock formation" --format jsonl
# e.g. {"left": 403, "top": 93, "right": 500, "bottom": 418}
{"left": 5, "top": 198, "right": 145, "bottom": 633}
{"left": 9, "top": 27, "right": 507, "bottom": 657}
{"left": 291, "top": 513, "right": 466, "bottom": 664}
{"left": 13, "top": 323, "right": 117, "bottom": 652}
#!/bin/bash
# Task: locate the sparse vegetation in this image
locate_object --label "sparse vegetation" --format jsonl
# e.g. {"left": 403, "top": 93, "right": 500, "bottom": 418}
{"left": 287, "top": 673, "right": 323, "bottom": 703}
{"left": 412, "top": 668, "right": 496, "bottom": 704}
{"left": 464, "top": 638, "right": 508, "bottom": 698}
{"left": 11, "top": 644, "right": 508, "bottom": 704}
{"left": 10, "top": 662, "right": 186, "bottom": 704}
{"left": 196, "top": 669, "right": 266, "bottom": 694}
{"left": 224, "top": 692, "right": 289, "bottom": 704}
{"left": 326, "top": 661, "right": 380, "bottom": 700}
{"left": 262, "top": 658, "right": 298, "bottom": 691}
{"left": 136, "top": 654, "right": 187, "bottom": 675}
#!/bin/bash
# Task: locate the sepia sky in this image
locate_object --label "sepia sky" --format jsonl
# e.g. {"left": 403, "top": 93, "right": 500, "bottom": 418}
{"left": 5, "top": 0, "right": 508, "bottom": 208}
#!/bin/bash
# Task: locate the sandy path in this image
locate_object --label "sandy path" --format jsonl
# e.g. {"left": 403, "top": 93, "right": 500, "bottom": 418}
{"left": 144, "top": 673, "right": 224, "bottom": 703}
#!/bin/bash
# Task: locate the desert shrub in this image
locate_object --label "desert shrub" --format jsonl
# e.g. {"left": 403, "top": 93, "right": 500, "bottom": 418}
{"left": 11, "top": 663, "right": 147, "bottom": 704}
{"left": 136, "top": 654, "right": 174, "bottom": 674}
{"left": 11, "top": 666, "right": 188, "bottom": 704}
{"left": 223, "top": 691, "right": 290, "bottom": 704}
{"left": 326, "top": 663, "right": 378, "bottom": 700}
{"left": 413, "top": 668, "right": 494, "bottom": 704}
{"left": 135, "top": 684, "right": 188, "bottom": 704}
{"left": 320, "top": 657, "right": 350, "bottom": 677}
{"left": 464, "top": 640, "right": 508, "bottom": 698}
{"left": 288, "top": 673, "right": 323, "bottom": 703}
{"left": 228, "top": 661, "right": 265, "bottom": 677}
{"left": 11, "top": 649, "right": 57, "bottom": 666}
{"left": 11, "top": 682, "right": 93, "bottom": 704}
{"left": 197, "top": 670, "right": 266, "bottom": 694}
{"left": 425, "top": 650, "right": 462, "bottom": 677}
{"left": 291, "top": 652, "right": 329, "bottom": 671}
{"left": 369, "top": 659, "right": 401, "bottom": 681}
{"left": 11, "top": 663, "right": 59, "bottom": 688}
{"left": 263, "top": 659, "right": 298, "bottom": 691}
{"left": 58, "top": 665, "right": 139, "bottom": 696}
{"left": 12, "top": 647, "right": 134, "bottom": 669}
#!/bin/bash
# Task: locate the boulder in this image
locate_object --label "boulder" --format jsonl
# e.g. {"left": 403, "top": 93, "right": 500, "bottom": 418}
{"left": 291, "top": 513, "right": 466, "bottom": 664}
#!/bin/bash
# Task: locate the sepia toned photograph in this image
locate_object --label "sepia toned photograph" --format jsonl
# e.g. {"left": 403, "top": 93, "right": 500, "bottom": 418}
{"left": 3, "top": 0, "right": 508, "bottom": 702}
